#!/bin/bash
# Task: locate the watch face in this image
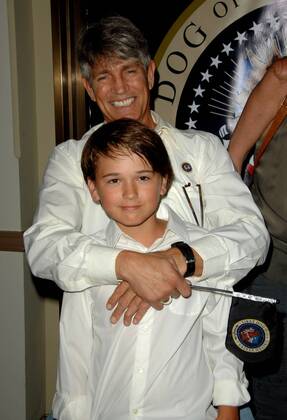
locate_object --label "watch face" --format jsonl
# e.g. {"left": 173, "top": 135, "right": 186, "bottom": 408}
{"left": 155, "top": 0, "right": 286, "bottom": 148}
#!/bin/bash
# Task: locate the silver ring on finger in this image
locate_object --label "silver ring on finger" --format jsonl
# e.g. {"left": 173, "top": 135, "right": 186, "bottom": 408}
{"left": 160, "top": 296, "right": 173, "bottom": 305}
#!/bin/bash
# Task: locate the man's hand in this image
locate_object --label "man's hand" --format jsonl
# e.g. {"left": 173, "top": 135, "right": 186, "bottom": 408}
{"left": 216, "top": 406, "right": 239, "bottom": 420}
{"left": 115, "top": 249, "right": 191, "bottom": 307}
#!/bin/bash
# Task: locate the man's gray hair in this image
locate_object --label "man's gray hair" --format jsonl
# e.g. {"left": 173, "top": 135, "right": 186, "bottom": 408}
{"left": 78, "top": 15, "right": 151, "bottom": 82}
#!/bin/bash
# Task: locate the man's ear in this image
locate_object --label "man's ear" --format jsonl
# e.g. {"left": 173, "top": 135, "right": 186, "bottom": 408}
{"left": 81, "top": 77, "right": 96, "bottom": 102}
{"left": 87, "top": 178, "right": 101, "bottom": 203}
{"left": 147, "top": 60, "right": 156, "bottom": 90}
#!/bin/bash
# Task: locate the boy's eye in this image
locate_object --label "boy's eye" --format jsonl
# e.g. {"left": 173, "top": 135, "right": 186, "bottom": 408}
{"left": 139, "top": 175, "right": 150, "bottom": 181}
{"left": 107, "top": 178, "right": 119, "bottom": 184}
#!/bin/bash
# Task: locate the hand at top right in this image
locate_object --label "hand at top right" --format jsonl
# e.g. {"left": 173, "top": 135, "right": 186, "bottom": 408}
{"left": 272, "top": 57, "right": 287, "bottom": 82}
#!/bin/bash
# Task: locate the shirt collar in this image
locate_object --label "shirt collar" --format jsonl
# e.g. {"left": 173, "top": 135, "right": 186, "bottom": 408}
{"left": 157, "top": 203, "right": 190, "bottom": 242}
{"left": 151, "top": 111, "right": 171, "bottom": 135}
{"left": 105, "top": 203, "right": 190, "bottom": 248}
{"left": 105, "top": 221, "right": 123, "bottom": 248}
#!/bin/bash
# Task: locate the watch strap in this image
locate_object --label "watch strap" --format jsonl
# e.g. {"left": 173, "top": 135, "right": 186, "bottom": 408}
{"left": 171, "top": 241, "right": 195, "bottom": 277}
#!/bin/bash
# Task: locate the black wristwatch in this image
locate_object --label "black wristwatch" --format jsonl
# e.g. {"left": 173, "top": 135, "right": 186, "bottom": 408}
{"left": 171, "top": 241, "right": 195, "bottom": 277}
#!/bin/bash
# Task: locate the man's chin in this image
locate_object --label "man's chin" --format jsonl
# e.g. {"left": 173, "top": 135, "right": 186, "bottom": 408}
{"left": 110, "top": 108, "right": 139, "bottom": 121}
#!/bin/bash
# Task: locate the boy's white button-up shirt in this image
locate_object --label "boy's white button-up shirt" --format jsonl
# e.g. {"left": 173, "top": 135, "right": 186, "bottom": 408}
{"left": 53, "top": 206, "right": 249, "bottom": 420}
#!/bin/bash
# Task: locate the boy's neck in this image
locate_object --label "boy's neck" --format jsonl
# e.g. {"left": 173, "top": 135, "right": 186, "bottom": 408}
{"left": 117, "top": 217, "right": 167, "bottom": 248}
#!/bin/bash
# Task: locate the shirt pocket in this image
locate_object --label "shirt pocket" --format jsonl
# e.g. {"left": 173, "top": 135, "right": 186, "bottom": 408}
{"left": 168, "top": 290, "right": 207, "bottom": 316}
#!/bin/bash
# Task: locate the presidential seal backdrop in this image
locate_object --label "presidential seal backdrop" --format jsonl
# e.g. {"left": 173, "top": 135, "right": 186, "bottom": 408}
{"left": 154, "top": 0, "right": 286, "bottom": 146}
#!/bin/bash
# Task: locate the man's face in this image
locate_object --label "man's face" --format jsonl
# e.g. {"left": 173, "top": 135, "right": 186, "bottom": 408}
{"left": 82, "top": 57, "right": 156, "bottom": 129}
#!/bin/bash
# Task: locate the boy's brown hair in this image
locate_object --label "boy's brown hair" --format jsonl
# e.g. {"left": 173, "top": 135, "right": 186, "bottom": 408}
{"left": 81, "top": 118, "right": 174, "bottom": 191}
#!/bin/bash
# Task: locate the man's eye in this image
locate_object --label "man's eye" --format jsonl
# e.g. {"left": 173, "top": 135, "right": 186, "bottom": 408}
{"left": 126, "top": 67, "right": 137, "bottom": 74}
{"left": 107, "top": 178, "right": 119, "bottom": 184}
{"left": 139, "top": 176, "right": 150, "bottom": 181}
{"left": 96, "top": 74, "right": 108, "bottom": 82}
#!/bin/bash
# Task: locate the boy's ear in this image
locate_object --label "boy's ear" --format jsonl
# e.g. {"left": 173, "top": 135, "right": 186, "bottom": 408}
{"left": 81, "top": 77, "right": 96, "bottom": 102}
{"left": 87, "top": 178, "right": 101, "bottom": 203}
{"left": 160, "top": 176, "right": 168, "bottom": 196}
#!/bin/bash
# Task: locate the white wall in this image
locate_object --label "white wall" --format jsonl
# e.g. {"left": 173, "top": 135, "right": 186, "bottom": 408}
{"left": 0, "top": 254, "right": 26, "bottom": 418}
{"left": 0, "top": 1, "right": 27, "bottom": 417}
{"left": 0, "top": 0, "right": 58, "bottom": 417}
{"left": 0, "top": 0, "right": 21, "bottom": 228}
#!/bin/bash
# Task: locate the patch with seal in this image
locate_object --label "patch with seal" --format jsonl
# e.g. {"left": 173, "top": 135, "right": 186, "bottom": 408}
{"left": 225, "top": 298, "right": 278, "bottom": 363}
{"left": 232, "top": 318, "right": 270, "bottom": 353}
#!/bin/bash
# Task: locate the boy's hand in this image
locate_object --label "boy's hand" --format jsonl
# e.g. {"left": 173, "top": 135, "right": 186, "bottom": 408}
{"left": 216, "top": 406, "right": 239, "bottom": 420}
{"left": 107, "top": 247, "right": 201, "bottom": 325}
{"left": 106, "top": 280, "right": 151, "bottom": 326}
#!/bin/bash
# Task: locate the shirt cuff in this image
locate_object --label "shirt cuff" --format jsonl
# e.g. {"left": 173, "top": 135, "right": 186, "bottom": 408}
{"left": 190, "top": 235, "right": 227, "bottom": 282}
{"left": 88, "top": 246, "right": 121, "bottom": 286}
{"left": 53, "top": 393, "right": 92, "bottom": 420}
{"left": 213, "top": 379, "right": 250, "bottom": 407}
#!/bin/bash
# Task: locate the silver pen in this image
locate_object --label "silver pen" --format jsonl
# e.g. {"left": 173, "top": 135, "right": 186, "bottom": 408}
{"left": 187, "top": 281, "right": 279, "bottom": 304}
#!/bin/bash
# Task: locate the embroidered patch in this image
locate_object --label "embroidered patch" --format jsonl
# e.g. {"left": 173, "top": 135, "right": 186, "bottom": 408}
{"left": 232, "top": 319, "right": 270, "bottom": 353}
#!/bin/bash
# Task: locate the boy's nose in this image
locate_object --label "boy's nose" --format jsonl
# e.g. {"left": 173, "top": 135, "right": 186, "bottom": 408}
{"left": 123, "top": 182, "right": 137, "bottom": 199}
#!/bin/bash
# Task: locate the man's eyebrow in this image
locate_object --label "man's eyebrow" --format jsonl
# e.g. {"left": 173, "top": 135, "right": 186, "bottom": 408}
{"left": 94, "top": 60, "right": 139, "bottom": 73}
{"left": 93, "top": 69, "right": 108, "bottom": 76}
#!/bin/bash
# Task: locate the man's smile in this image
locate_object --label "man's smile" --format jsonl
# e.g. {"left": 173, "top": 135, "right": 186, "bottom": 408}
{"left": 111, "top": 97, "right": 135, "bottom": 107}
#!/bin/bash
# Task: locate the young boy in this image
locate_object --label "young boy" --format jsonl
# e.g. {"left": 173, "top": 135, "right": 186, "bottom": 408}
{"left": 53, "top": 119, "right": 249, "bottom": 420}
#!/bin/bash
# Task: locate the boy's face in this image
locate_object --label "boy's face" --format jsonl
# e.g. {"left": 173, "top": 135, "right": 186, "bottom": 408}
{"left": 82, "top": 57, "right": 156, "bottom": 129}
{"left": 88, "top": 152, "right": 168, "bottom": 237}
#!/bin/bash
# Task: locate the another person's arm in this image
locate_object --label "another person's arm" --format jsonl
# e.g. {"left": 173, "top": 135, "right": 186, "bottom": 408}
{"left": 228, "top": 58, "right": 287, "bottom": 172}
{"left": 216, "top": 406, "right": 239, "bottom": 420}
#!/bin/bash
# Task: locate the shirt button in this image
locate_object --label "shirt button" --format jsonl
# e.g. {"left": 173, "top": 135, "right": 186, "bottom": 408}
{"left": 138, "top": 367, "right": 144, "bottom": 374}
{"left": 132, "top": 408, "right": 138, "bottom": 415}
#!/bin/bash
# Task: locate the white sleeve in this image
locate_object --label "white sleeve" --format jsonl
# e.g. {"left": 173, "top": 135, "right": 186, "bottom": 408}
{"left": 202, "top": 294, "right": 250, "bottom": 407}
{"left": 184, "top": 133, "right": 269, "bottom": 285}
{"left": 52, "top": 291, "right": 93, "bottom": 419}
{"left": 24, "top": 140, "right": 120, "bottom": 291}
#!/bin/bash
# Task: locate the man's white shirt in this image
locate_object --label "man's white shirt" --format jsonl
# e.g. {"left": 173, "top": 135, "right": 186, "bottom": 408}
{"left": 24, "top": 112, "right": 269, "bottom": 292}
